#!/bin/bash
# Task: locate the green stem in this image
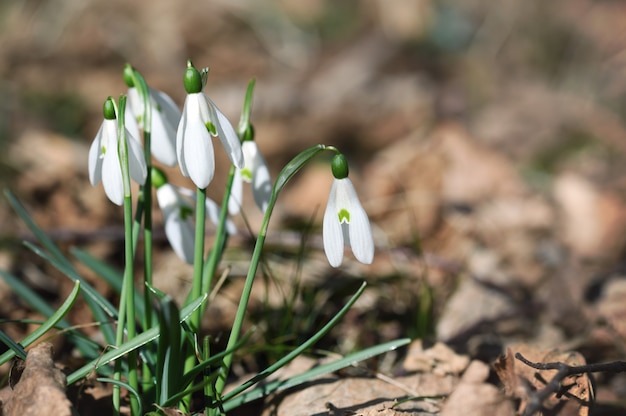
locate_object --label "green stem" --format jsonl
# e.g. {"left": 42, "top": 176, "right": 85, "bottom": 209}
{"left": 213, "top": 144, "right": 327, "bottom": 405}
{"left": 117, "top": 95, "right": 140, "bottom": 415}
{"left": 202, "top": 165, "right": 236, "bottom": 296}
{"left": 181, "top": 187, "right": 207, "bottom": 411}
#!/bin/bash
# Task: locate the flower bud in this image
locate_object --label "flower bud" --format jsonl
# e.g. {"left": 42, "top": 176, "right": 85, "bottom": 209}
{"left": 151, "top": 166, "right": 168, "bottom": 189}
{"left": 103, "top": 97, "right": 116, "bottom": 120}
{"left": 123, "top": 64, "right": 135, "bottom": 87}
{"left": 183, "top": 61, "right": 203, "bottom": 94}
{"left": 242, "top": 124, "right": 255, "bottom": 142}
{"left": 331, "top": 153, "right": 349, "bottom": 180}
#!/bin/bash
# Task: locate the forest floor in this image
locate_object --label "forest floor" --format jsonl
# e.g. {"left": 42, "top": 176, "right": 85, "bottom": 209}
{"left": 1, "top": 1, "right": 626, "bottom": 415}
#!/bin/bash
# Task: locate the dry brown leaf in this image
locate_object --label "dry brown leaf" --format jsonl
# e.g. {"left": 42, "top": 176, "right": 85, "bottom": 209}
{"left": 2, "top": 342, "right": 72, "bottom": 416}
{"left": 402, "top": 340, "right": 470, "bottom": 376}
{"left": 494, "top": 345, "right": 593, "bottom": 416}
{"left": 440, "top": 360, "right": 516, "bottom": 416}
{"left": 596, "top": 278, "right": 626, "bottom": 344}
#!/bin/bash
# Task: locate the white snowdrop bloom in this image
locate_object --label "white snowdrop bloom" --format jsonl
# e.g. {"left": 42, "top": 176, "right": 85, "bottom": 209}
{"left": 176, "top": 62, "right": 244, "bottom": 189}
{"left": 156, "top": 183, "right": 196, "bottom": 264}
{"left": 322, "top": 155, "right": 374, "bottom": 267}
{"left": 88, "top": 101, "right": 147, "bottom": 206}
{"left": 229, "top": 139, "right": 271, "bottom": 215}
{"left": 126, "top": 86, "right": 181, "bottom": 166}
{"left": 154, "top": 169, "right": 237, "bottom": 264}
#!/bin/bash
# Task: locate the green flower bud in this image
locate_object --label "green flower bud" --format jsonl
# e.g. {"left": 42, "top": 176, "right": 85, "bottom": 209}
{"left": 331, "top": 154, "right": 349, "bottom": 180}
{"left": 183, "top": 60, "right": 203, "bottom": 94}
{"left": 242, "top": 124, "right": 255, "bottom": 142}
{"left": 151, "top": 166, "right": 168, "bottom": 189}
{"left": 103, "top": 97, "right": 116, "bottom": 120}
{"left": 123, "top": 64, "right": 135, "bottom": 87}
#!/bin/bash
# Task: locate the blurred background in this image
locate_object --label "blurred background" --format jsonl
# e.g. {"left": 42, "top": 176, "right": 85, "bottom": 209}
{"left": 2, "top": 0, "right": 626, "bottom": 410}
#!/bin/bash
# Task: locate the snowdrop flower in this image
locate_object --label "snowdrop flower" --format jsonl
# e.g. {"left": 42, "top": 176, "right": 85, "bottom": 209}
{"left": 176, "top": 60, "right": 244, "bottom": 189}
{"left": 153, "top": 168, "right": 237, "bottom": 264}
{"left": 229, "top": 126, "right": 272, "bottom": 215}
{"left": 124, "top": 68, "right": 181, "bottom": 166}
{"left": 88, "top": 97, "right": 147, "bottom": 206}
{"left": 323, "top": 154, "right": 374, "bottom": 267}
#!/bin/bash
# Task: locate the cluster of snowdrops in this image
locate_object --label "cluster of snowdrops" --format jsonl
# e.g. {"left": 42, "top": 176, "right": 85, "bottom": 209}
{"left": 89, "top": 61, "right": 374, "bottom": 268}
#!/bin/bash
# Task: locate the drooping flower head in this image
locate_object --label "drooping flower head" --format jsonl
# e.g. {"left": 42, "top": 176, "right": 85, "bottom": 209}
{"left": 123, "top": 64, "right": 181, "bottom": 166}
{"left": 323, "top": 153, "right": 374, "bottom": 267}
{"left": 176, "top": 60, "right": 244, "bottom": 189}
{"left": 153, "top": 167, "right": 237, "bottom": 264}
{"left": 229, "top": 124, "right": 272, "bottom": 215}
{"left": 88, "top": 97, "right": 147, "bottom": 205}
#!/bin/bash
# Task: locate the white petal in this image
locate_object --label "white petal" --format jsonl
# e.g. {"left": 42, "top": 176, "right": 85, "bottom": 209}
{"left": 157, "top": 185, "right": 195, "bottom": 264}
{"left": 323, "top": 180, "right": 344, "bottom": 267}
{"left": 341, "top": 178, "right": 374, "bottom": 264}
{"left": 176, "top": 96, "right": 191, "bottom": 177}
{"left": 127, "top": 87, "right": 144, "bottom": 128}
{"left": 125, "top": 129, "right": 147, "bottom": 185}
{"left": 206, "top": 96, "right": 244, "bottom": 168}
{"left": 184, "top": 122, "right": 215, "bottom": 189}
{"left": 88, "top": 123, "right": 104, "bottom": 185}
{"left": 249, "top": 144, "right": 272, "bottom": 213}
{"left": 205, "top": 197, "right": 237, "bottom": 235}
{"left": 124, "top": 97, "right": 142, "bottom": 145}
{"left": 229, "top": 169, "right": 243, "bottom": 215}
{"left": 150, "top": 89, "right": 180, "bottom": 166}
{"left": 101, "top": 132, "right": 124, "bottom": 205}
{"left": 178, "top": 94, "right": 215, "bottom": 188}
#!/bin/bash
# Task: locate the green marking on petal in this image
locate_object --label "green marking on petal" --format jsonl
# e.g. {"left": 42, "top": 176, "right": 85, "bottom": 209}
{"left": 205, "top": 121, "right": 217, "bottom": 135}
{"left": 179, "top": 206, "right": 193, "bottom": 221}
{"left": 101, "top": 145, "right": 106, "bottom": 155}
{"left": 241, "top": 168, "right": 252, "bottom": 181}
{"left": 338, "top": 208, "right": 350, "bottom": 223}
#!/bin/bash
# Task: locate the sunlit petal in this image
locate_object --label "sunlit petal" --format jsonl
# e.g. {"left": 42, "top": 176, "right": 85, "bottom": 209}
{"left": 250, "top": 144, "right": 272, "bottom": 213}
{"left": 150, "top": 89, "right": 180, "bottom": 166}
{"left": 101, "top": 138, "right": 124, "bottom": 206}
{"left": 125, "top": 129, "right": 147, "bottom": 185}
{"left": 88, "top": 123, "right": 104, "bottom": 185}
{"left": 323, "top": 180, "right": 344, "bottom": 267}
{"left": 205, "top": 197, "right": 237, "bottom": 235}
{"left": 229, "top": 168, "right": 243, "bottom": 215}
{"left": 206, "top": 96, "right": 244, "bottom": 168}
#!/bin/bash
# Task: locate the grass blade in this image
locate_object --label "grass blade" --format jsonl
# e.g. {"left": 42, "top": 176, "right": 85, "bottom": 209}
{"left": 67, "top": 294, "right": 207, "bottom": 385}
{"left": 0, "top": 270, "right": 101, "bottom": 359}
{"left": 223, "top": 338, "right": 411, "bottom": 411}
{"left": 0, "top": 280, "right": 81, "bottom": 365}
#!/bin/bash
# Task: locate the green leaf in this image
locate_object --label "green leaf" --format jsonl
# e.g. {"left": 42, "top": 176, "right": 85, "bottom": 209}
{"left": 273, "top": 145, "right": 326, "bottom": 196}
{"left": 4, "top": 191, "right": 116, "bottom": 345}
{"left": 220, "top": 282, "right": 367, "bottom": 406}
{"left": 237, "top": 78, "right": 256, "bottom": 137}
{"left": 23, "top": 241, "right": 117, "bottom": 345}
{"left": 0, "top": 281, "right": 81, "bottom": 365}
{"left": 0, "top": 270, "right": 101, "bottom": 359}
{"left": 156, "top": 296, "right": 183, "bottom": 405}
{"left": 66, "top": 294, "right": 207, "bottom": 385}
{"left": 0, "top": 329, "right": 26, "bottom": 360}
{"left": 97, "top": 377, "right": 143, "bottom": 416}
{"left": 222, "top": 338, "right": 411, "bottom": 411}
{"left": 71, "top": 247, "right": 146, "bottom": 321}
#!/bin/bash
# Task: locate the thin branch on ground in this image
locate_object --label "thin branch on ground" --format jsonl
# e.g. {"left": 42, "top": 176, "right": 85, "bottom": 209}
{"left": 515, "top": 352, "right": 626, "bottom": 416}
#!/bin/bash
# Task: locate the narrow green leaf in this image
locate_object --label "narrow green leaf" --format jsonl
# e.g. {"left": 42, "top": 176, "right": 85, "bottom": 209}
{"left": 0, "top": 330, "right": 26, "bottom": 360}
{"left": 273, "top": 145, "right": 326, "bottom": 195}
{"left": 237, "top": 78, "right": 256, "bottom": 137}
{"left": 23, "top": 241, "right": 117, "bottom": 346}
{"left": 71, "top": 247, "right": 146, "bottom": 321}
{"left": 0, "top": 270, "right": 101, "bottom": 359}
{"left": 0, "top": 281, "right": 81, "bottom": 365}
{"left": 66, "top": 294, "right": 207, "bottom": 385}
{"left": 223, "top": 338, "right": 411, "bottom": 411}
{"left": 97, "top": 377, "right": 143, "bottom": 416}
{"left": 219, "top": 282, "right": 367, "bottom": 405}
